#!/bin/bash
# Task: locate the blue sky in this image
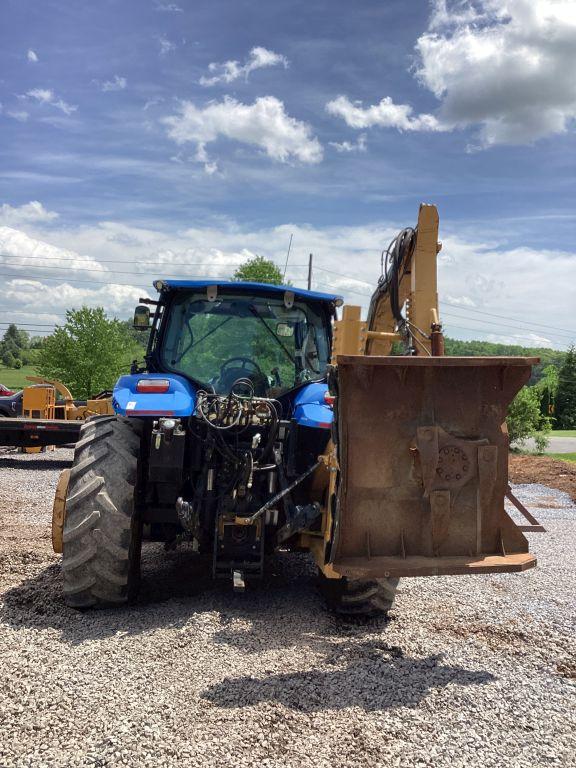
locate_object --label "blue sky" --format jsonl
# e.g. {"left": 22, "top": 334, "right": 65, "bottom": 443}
{"left": 0, "top": 0, "right": 575, "bottom": 348}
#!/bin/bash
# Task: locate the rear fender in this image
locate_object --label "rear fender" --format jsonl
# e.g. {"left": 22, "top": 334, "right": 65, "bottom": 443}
{"left": 113, "top": 374, "right": 197, "bottom": 417}
{"left": 292, "top": 382, "right": 333, "bottom": 429}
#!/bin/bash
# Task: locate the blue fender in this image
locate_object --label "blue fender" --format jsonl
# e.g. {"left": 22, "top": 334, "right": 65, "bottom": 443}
{"left": 113, "top": 373, "right": 197, "bottom": 418}
{"left": 292, "top": 382, "right": 333, "bottom": 429}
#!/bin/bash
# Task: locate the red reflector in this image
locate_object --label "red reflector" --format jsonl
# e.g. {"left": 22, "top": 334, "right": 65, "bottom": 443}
{"left": 324, "top": 392, "right": 335, "bottom": 407}
{"left": 136, "top": 379, "right": 170, "bottom": 394}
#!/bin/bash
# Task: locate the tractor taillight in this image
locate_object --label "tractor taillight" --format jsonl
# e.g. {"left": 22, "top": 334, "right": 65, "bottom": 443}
{"left": 136, "top": 379, "right": 170, "bottom": 394}
{"left": 324, "top": 392, "right": 335, "bottom": 407}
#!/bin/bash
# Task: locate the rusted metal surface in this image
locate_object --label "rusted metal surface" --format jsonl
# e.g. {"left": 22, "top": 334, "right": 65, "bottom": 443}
{"left": 506, "top": 485, "right": 546, "bottom": 532}
{"left": 332, "top": 553, "right": 536, "bottom": 578}
{"left": 330, "top": 355, "right": 539, "bottom": 578}
{"left": 430, "top": 326, "right": 445, "bottom": 356}
{"left": 52, "top": 469, "right": 70, "bottom": 554}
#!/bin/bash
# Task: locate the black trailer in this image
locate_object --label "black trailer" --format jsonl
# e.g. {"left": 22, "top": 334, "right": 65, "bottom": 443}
{"left": 0, "top": 417, "right": 82, "bottom": 448}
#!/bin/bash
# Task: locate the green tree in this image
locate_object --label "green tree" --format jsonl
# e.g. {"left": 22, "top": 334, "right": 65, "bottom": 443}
{"left": 534, "top": 364, "right": 559, "bottom": 421}
{"left": 3, "top": 323, "right": 30, "bottom": 350}
{"left": 507, "top": 386, "right": 551, "bottom": 452}
{"left": 233, "top": 255, "right": 285, "bottom": 285}
{"left": 0, "top": 324, "right": 30, "bottom": 366}
{"left": 444, "top": 337, "right": 565, "bottom": 385}
{"left": 29, "top": 336, "right": 45, "bottom": 350}
{"left": 1, "top": 350, "right": 16, "bottom": 368}
{"left": 120, "top": 319, "right": 150, "bottom": 353}
{"left": 556, "top": 345, "right": 576, "bottom": 428}
{"left": 37, "top": 307, "right": 141, "bottom": 398}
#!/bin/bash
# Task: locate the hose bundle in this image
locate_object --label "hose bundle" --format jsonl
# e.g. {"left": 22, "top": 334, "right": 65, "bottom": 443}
{"left": 366, "top": 227, "right": 416, "bottom": 332}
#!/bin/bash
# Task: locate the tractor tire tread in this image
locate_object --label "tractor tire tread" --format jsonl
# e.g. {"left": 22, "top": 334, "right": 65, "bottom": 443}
{"left": 318, "top": 572, "right": 399, "bottom": 620}
{"left": 61, "top": 416, "right": 141, "bottom": 608}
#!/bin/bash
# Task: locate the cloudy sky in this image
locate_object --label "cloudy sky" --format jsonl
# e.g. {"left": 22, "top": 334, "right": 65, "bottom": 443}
{"left": 0, "top": 0, "right": 575, "bottom": 349}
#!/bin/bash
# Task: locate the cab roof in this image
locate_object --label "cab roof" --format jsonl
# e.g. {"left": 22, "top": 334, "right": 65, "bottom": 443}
{"left": 155, "top": 279, "right": 343, "bottom": 305}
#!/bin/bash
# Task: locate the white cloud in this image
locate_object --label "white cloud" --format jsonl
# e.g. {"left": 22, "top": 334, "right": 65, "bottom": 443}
{"left": 443, "top": 294, "right": 476, "bottom": 307}
{"left": 100, "top": 75, "right": 127, "bottom": 92}
{"left": 163, "top": 96, "right": 323, "bottom": 166}
{"left": 26, "top": 88, "right": 52, "bottom": 104}
{"left": 326, "top": 95, "right": 444, "bottom": 132}
{"left": 199, "top": 46, "right": 288, "bottom": 87}
{"left": 27, "top": 49, "right": 39, "bottom": 63}
{"left": 329, "top": 133, "right": 368, "bottom": 153}
{"left": 0, "top": 226, "right": 108, "bottom": 299}
{"left": 143, "top": 98, "right": 163, "bottom": 111}
{"left": 484, "top": 331, "right": 554, "bottom": 347}
{"left": 6, "top": 110, "right": 29, "bottom": 122}
{"left": 327, "top": 0, "right": 576, "bottom": 147}
{"left": 0, "top": 202, "right": 59, "bottom": 226}
{"left": 158, "top": 35, "right": 176, "bottom": 56}
{"left": 25, "top": 88, "right": 77, "bottom": 115}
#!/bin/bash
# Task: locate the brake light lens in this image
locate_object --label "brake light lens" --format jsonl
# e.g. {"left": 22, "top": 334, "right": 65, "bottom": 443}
{"left": 324, "top": 391, "right": 335, "bottom": 407}
{"left": 136, "top": 379, "right": 170, "bottom": 394}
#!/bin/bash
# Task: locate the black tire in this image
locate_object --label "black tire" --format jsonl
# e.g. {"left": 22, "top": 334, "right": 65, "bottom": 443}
{"left": 62, "top": 415, "right": 142, "bottom": 608}
{"left": 319, "top": 572, "right": 399, "bottom": 619}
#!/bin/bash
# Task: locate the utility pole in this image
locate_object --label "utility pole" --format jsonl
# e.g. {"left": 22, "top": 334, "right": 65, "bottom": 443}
{"left": 283, "top": 234, "right": 293, "bottom": 281}
{"left": 307, "top": 253, "right": 313, "bottom": 290}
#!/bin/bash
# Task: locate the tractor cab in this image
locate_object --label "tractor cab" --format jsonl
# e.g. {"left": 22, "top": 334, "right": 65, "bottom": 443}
{"left": 123, "top": 280, "right": 342, "bottom": 419}
{"left": 154, "top": 282, "right": 339, "bottom": 398}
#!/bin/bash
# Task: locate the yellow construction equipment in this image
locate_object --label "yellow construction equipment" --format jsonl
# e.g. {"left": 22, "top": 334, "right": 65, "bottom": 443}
{"left": 0, "top": 378, "right": 113, "bottom": 454}
{"left": 309, "top": 204, "right": 538, "bottom": 604}
{"left": 25, "top": 376, "right": 114, "bottom": 420}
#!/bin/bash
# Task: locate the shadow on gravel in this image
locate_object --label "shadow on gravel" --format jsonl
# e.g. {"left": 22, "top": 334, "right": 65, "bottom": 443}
{"left": 0, "top": 550, "right": 347, "bottom": 647}
{"left": 0, "top": 457, "right": 73, "bottom": 471}
{"left": 201, "top": 647, "right": 495, "bottom": 712}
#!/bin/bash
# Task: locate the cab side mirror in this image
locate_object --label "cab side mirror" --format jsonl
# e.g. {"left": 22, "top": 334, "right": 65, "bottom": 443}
{"left": 133, "top": 305, "right": 151, "bottom": 330}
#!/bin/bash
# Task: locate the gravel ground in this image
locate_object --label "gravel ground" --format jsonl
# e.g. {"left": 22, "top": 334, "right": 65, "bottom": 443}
{"left": 0, "top": 449, "right": 575, "bottom": 768}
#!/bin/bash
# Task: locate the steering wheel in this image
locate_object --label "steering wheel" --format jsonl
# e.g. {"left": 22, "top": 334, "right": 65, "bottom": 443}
{"left": 217, "top": 356, "right": 268, "bottom": 396}
{"left": 220, "top": 357, "right": 264, "bottom": 377}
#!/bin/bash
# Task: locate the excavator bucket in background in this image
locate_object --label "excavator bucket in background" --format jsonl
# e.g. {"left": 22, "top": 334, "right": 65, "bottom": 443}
{"left": 330, "top": 355, "right": 539, "bottom": 579}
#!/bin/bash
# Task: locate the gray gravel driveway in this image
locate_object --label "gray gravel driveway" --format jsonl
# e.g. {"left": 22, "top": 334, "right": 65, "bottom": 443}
{"left": 0, "top": 449, "right": 574, "bottom": 768}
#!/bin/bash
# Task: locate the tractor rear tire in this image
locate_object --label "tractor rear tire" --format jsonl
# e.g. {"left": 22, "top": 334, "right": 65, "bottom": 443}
{"left": 319, "top": 572, "right": 399, "bottom": 619}
{"left": 62, "top": 415, "right": 142, "bottom": 608}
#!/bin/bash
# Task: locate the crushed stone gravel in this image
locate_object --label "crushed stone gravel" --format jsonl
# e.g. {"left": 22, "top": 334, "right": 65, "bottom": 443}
{"left": 0, "top": 449, "right": 574, "bottom": 768}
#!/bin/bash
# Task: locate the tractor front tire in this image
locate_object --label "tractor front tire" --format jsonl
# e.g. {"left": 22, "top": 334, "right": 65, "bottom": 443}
{"left": 62, "top": 416, "right": 142, "bottom": 608}
{"left": 319, "top": 572, "right": 399, "bottom": 620}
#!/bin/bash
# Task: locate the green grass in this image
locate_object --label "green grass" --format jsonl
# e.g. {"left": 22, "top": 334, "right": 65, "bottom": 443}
{"left": 551, "top": 430, "right": 576, "bottom": 438}
{"left": 0, "top": 365, "right": 39, "bottom": 391}
{"left": 546, "top": 452, "right": 576, "bottom": 463}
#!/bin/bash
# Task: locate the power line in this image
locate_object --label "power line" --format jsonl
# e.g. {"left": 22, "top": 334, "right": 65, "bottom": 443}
{"left": 0, "top": 260, "right": 240, "bottom": 278}
{"left": 0, "top": 321, "right": 58, "bottom": 327}
{"left": 441, "top": 309, "right": 576, "bottom": 340}
{"left": 3, "top": 249, "right": 573, "bottom": 336}
{"left": 441, "top": 322, "right": 564, "bottom": 344}
{"left": 0, "top": 251, "right": 308, "bottom": 269}
{"left": 0, "top": 259, "right": 571, "bottom": 347}
{"left": 440, "top": 301, "right": 576, "bottom": 337}
{"left": 0, "top": 270, "right": 155, "bottom": 288}
{"left": 314, "top": 265, "right": 576, "bottom": 337}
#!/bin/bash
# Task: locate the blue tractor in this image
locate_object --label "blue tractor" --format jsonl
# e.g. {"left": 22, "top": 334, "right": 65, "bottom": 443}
{"left": 55, "top": 207, "right": 538, "bottom": 617}
{"left": 57, "top": 279, "right": 398, "bottom": 615}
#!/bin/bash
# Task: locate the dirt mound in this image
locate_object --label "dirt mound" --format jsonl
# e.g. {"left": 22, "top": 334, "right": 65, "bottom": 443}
{"left": 509, "top": 454, "right": 576, "bottom": 502}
